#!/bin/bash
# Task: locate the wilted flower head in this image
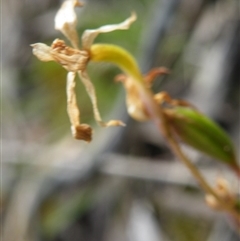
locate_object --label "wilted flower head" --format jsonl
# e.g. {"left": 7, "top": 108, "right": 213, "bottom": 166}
{"left": 32, "top": 39, "right": 89, "bottom": 72}
{"left": 31, "top": 0, "right": 137, "bottom": 141}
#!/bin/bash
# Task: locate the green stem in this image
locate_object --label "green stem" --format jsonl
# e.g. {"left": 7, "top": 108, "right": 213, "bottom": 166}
{"left": 90, "top": 44, "right": 143, "bottom": 81}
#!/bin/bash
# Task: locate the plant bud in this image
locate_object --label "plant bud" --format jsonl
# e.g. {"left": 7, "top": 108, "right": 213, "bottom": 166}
{"left": 164, "top": 107, "right": 237, "bottom": 166}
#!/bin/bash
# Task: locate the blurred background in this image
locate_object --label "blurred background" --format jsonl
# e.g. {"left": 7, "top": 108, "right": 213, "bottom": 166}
{"left": 2, "top": 0, "right": 240, "bottom": 240}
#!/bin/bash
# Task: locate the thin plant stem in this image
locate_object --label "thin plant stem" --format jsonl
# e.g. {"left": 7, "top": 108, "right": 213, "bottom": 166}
{"left": 153, "top": 105, "right": 240, "bottom": 220}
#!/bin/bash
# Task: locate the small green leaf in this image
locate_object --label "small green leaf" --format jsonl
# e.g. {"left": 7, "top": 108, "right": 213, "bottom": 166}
{"left": 165, "top": 107, "right": 237, "bottom": 166}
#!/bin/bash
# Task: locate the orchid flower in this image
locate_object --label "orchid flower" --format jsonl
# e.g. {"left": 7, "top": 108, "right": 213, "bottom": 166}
{"left": 31, "top": 0, "right": 167, "bottom": 142}
{"left": 31, "top": 0, "right": 142, "bottom": 141}
{"left": 31, "top": 1, "right": 238, "bottom": 175}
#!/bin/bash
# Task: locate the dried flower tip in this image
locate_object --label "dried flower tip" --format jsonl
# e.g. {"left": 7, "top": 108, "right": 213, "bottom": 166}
{"left": 55, "top": 0, "right": 83, "bottom": 48}
{"left": 72, "top": 124, "right": 92, "bottom": 142}
{"left": 31, "top": 43, "right": 54, "bottom": 62}
{"left": 144, "top": 67, "right": 169, "bottom": 87}
{"left": 82, "top": 12, "right": 137, "bottom": 50}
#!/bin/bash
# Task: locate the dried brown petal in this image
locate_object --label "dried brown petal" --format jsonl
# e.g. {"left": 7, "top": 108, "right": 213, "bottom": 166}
{"left": 66, "top": 72, "right": 80, "bottom": 124}
{"left": 78, "top": 71, "right": 125, "bottom": 127}
{"left": 32, "top": 39, "right": 89, "bottom": 72}
{"left": 55, "top": 0, "right": 83, "bottom": 48}
{"left": 82, "top": 12, "right": 137, "bottom": 50}
{"left": 144, "top": 67, "right": 169, "bottom": 87}
{"left": 66, "top": 72, "right": 92, "bottom": 141}
{"left": 51, "top": 39, "right": 89, "bottom": 71}
{"left": 31, "top": 43, "right": 54, "bottom": 62}
{"left": 115, "top": 74, "right": 149, "bottom": 121}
